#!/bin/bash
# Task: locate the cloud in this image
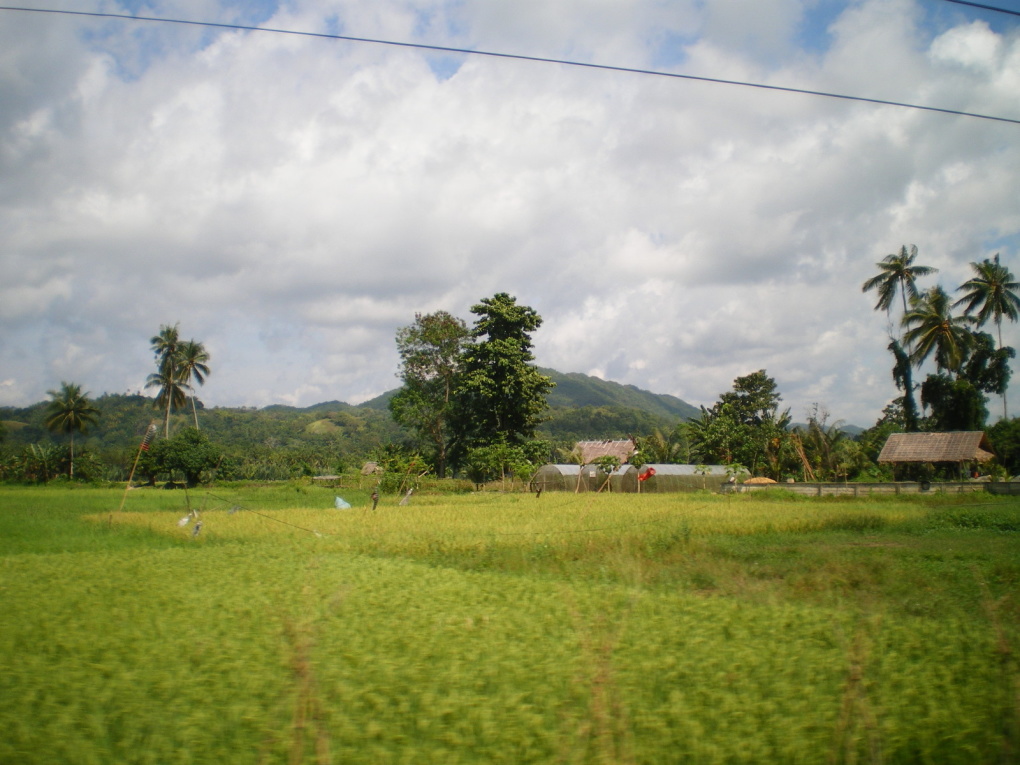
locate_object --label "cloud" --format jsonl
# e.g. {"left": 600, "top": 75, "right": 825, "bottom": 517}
{"left": 0, "top": 0, "right": 1017, "bottom": 428}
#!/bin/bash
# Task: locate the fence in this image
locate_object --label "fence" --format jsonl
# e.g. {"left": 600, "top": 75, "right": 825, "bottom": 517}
{"left": 723, "top": 481, "right": 997, "bottom": 497}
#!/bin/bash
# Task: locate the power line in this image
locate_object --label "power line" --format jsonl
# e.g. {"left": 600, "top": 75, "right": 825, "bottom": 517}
{"left": 2, "top": 5, "right": 1018, "bottom": 126}
{"left": 937, "top": 0, "right": 1020, "bottom": 18}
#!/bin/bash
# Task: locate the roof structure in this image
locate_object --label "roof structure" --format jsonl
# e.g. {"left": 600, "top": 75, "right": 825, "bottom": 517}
{"left": 877, "top": 432, "right": 995, "bottom": 464}
{"left": 575, "top": 439, "right": 638, "bottom": 464}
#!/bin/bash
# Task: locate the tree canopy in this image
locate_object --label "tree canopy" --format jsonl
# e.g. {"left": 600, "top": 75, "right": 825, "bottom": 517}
{"left": 43, "top": 382, "right": 100, "bottom": 479}
{"left": 388, "top": 311, "right": 469, "bottom": 478}
{"left": 146, "top": 324, "right": 211, "bottom": 436}
{"left": 452, "top": 293, "right": 554, "bottom": 457}
{"left": 689, "top": 370, "right": 791, "bottom": 477}
{"left": 862, "top": 245, "right": 938, "bottom": 320}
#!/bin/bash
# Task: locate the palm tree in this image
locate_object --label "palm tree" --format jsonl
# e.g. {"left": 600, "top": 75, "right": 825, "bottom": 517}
{"left": 638, "top": 427, "right": 691, "bottom": 464}
{"left": 145, "top": 368, "right": 187, "bottom": 437}
{"left": 150, "top": 324, "right": 181, "bottom": 436}
{"left": 44, "top": 382, "right": 100, "bottom": 478}
{"left": 954, "top": 253, "right": 1020, "bottom": 417}
{"left": 862, "top": 245, "right": 939, "bottom": 329}
{"left": 902, "top": 286, "right": 977, "bottom": 373}
{"left": 177, "top": 339, "right": 211, "bottom": 429}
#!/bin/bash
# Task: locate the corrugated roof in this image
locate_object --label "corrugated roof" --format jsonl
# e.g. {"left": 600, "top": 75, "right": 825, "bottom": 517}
{"left": 575, "top": 439, "right": 637, "bottom": 463}
{"left": 877, "top": 432, "right": 995, "bottom": 463}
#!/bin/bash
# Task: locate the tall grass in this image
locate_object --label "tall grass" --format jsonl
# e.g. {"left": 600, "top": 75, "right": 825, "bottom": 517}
{"left": 1, "top": 485, "right": 1017, "bottom": 763}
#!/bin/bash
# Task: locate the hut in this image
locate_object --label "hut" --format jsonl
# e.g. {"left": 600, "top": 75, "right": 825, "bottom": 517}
{"left": 878, "top": 432, "right": 995, "bottom": 478}
{"left": 636, "top": 464, "right": 734, "bottom": 493}
{"left": 574, "top": 439, "right": 638, "bottom": 464}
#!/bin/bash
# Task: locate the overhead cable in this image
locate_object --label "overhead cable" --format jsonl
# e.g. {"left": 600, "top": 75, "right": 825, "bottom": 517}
{"left": 937, "top": 0, "right": 1020, "bottom": 18}
{"left": 1, "top": 5, "right": 1018, "bottom": 125}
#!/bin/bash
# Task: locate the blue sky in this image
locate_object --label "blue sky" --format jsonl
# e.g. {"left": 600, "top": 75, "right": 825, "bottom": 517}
{"left": 1, "top": 0, "right": 1019, "bottom": 427}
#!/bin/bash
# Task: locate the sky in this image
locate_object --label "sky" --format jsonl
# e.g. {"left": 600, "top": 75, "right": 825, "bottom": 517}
{"left": 1, "top": 0, "right": 1019, "bottom": 427}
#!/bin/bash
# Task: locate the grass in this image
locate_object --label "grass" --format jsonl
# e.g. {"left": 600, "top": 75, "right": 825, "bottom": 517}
{"left": 0, "top": 484, "right": 1018, "bottom": 763}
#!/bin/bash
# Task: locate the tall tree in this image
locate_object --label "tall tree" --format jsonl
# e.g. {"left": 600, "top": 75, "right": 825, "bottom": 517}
{"left": 954, "top": 253, "right": 1020, "bottom": 418}
{"left": 149, "top": 323, "right": 182, "bottom": 437}
{"left": 888, "top": 338, "right": 920, "bottom": 432}
{"left": 389, "top": 311, "right": 470, "bottom": 478}
{"left": 902, "top": 286, "right": 976, "bottom": 373}
{"left": 689, "top": 370, "right": 792, "bottom": 477}
{"left": 452, "top": 293, "right": 554, "bottom": 458}
{"left": 177, "top": 339, "right": 211, "bottom": 430}
{"left": 636, "top": 427, "right": 692, "bottom": 465}
{"left": 145, "top": 367, "right": 187, "bottom": 438}
{"left": 44, "top": 382, "right": 100, "bottom": 478}
{"left": 862, "top": 245, "right": 938, "bottom": 325}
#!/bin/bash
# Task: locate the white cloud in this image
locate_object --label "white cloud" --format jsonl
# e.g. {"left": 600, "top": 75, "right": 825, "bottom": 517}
{"left": 0, "top": 0, "right": 1017, "bottom": 427}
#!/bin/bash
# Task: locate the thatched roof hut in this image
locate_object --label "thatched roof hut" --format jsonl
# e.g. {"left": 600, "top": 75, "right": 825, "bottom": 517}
{"left": 574, "top": 439, "right": 638, "bottom": 464}
{"left": 877, "top": 432, "right": 995, "bottom": 464}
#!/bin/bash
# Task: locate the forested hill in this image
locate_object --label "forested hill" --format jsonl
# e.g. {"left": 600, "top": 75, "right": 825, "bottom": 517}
{"left": 540, "top": 369, "right": 699, "bottom": 420}
{"left": 0, "top": 370, "right": 699, "bottom": 458}
{"left": 356, "top": 369, "right": 699, "bottom": 419}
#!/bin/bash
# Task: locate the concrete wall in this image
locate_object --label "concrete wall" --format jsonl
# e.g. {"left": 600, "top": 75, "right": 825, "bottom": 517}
{"left": 724, "top": 481, "right": 994, "bottom": 497}
{"left": 984, "top": 482, "right": 1020, "bottom": 496}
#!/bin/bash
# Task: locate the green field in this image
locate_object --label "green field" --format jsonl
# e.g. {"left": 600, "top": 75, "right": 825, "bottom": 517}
{"left": 1, "top": 485, "right": 1018, "bottom": 764}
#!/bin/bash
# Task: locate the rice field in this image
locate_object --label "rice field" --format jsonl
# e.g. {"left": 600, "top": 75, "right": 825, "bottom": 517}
{"left": 1, "top": 484, "right": 1017, "bottom": 763}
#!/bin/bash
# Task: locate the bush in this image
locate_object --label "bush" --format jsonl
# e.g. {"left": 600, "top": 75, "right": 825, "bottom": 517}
{"left": 151, "top": 428, "right": 221, "bottom": 487}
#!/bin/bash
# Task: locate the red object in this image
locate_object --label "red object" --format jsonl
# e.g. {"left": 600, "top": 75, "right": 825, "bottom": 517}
{"left": 638, "top": 467, "right": 656, "bottom": 482}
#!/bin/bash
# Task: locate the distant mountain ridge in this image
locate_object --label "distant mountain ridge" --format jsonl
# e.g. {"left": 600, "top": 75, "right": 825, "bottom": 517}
{"left": 354, "top": 368, "right": 701, "bottom": 421}
{"left": 540, "top": 369, "right": 699, "bottom": 420}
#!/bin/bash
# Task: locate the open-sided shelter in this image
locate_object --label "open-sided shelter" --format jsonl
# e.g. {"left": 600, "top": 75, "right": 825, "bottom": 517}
{"left": 878, "top": 432, "right": 995, "bottom": 473}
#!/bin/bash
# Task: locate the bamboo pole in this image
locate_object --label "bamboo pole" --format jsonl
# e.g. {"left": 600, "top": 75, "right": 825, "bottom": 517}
{"left": 116, "top": 421, "right": 157, "bottom": 514}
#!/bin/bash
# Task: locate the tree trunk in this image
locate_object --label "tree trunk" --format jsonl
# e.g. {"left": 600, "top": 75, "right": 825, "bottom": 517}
{"left": 999, "top": 321, "right": 1008, "bottom": 420}
{"left": 191, "top": 389, "right": 200, "bottom": 430}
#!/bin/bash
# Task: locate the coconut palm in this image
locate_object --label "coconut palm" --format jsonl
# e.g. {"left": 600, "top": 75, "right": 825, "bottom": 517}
{"left": 149, "top": 324, "right": 181, "bottom": 436}
{"left": 902, "top": 286, "right": 977, "bottom": 373}
{"left": 177, "top": 339, "right": 211, "bottom": 429}
{"left": 44, "top": 382, "right": 100, "bottom": 478}
{"left": 145, "top": 367, "right": 187, "bottom": 437}
{"left": 862, "top": 245, "right": 939, "bottom": 326}
{"left": 638, "top": 427, "right": 691, "bottom": 464}
{"left": 954, "top": 253, "right": 1020, "bottom": 417}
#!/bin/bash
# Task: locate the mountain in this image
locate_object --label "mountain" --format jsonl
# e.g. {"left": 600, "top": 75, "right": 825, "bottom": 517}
{"left": 262, "top": 400, "right": 354, "bottom": 413}
{"left": 0, "top": 371, "right": 700, "bottom": 461}
{"left": 357, "top": 369, "right": 699, "bottom": 420}
{"left": 539, "top": 369, "right": 700, "bottom": 421}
